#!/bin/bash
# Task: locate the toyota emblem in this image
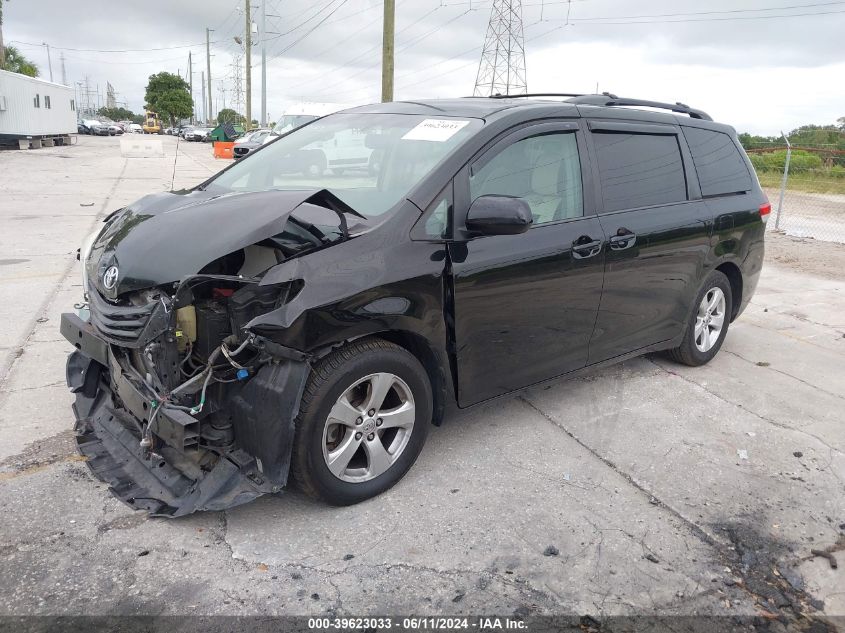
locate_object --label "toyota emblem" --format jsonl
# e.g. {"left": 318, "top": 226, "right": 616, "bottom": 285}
{"left": 102, "top": 266, "right": 119, "bottom": 290}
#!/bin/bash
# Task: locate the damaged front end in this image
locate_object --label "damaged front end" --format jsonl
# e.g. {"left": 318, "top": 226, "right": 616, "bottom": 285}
{"left": 61, "top": 188, "right": 362, "bottom": 517}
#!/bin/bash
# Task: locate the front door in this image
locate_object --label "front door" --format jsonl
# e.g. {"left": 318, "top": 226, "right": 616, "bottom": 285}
{"left": 448, "top": 122, "right": 606, "bottom": 407}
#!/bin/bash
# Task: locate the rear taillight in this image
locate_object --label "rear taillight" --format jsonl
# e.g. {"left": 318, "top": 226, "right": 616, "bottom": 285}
{"left": 759, "top": 201, "right": 771, "bottom": 223}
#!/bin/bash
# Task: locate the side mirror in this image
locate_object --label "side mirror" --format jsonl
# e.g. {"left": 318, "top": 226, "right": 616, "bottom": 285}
{"left": 466, "top": 195, "right": 533, "bottom": 236}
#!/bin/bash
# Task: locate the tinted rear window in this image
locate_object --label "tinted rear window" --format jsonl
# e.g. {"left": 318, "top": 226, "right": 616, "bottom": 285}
{"left": 683, "top": 127, "right": 752, "bottom": 197}
{"left": 592, "top": 132, "right": 687, "bottom": 212}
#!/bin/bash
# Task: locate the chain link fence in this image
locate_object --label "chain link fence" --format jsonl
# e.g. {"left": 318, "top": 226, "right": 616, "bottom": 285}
{"left": 745, "top": 135, "right": 845, "bottom": 244}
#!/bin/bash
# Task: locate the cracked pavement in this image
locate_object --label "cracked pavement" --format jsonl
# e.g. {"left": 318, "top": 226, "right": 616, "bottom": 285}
{"left": 0, "top": 136, "right": 842, "bottom": 624}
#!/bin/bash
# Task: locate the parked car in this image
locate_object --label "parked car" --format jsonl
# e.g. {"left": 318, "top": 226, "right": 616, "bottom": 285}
{"left": 77, "top": 121, "right": 91, "bottom": 135}
{"left": 233, "top": 129, "right": 272, "bottom": 159}
{"left": 178, "top": 126, "right": 194, "bottom": 139}
{"left": 186, "top": 127, "right": 213, "bottom": 142}
{"left": 62, "top": 94, "right": 767, "bottom": 517}
{"left": 128, "top": 123, "right": 143, "bottom": 134}
{"left": 88, "top": 121, "right": 110, "bottom": 136}
{"left": 107, "top": 124, "right": 124, "bottom": 136}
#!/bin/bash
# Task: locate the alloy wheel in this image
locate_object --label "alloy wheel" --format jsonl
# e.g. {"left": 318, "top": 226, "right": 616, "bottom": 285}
{"left": 694, "top": 287, "right": 726, "bottom": 353}
{"left": 321, "top": 373, "right": 416, "bottom": 483}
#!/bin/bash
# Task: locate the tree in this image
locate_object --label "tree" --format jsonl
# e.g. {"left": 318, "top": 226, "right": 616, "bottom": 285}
{"left": 216, "top": 108, "right": 244, "bottom": 125}
{"left": 1, "top": 45, "right": 38, "bottom": 77}
{"left": 838, "top": 117, "right": 845, "bottom": 131}
{"left": 98, "top": 106, "right": 137, "bottom": 122}
{"left": 144, "top": 72, "right": 193, "bottom": 127}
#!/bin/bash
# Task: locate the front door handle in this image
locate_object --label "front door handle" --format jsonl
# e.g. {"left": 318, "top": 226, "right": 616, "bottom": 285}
{"left": 609, "top": 228, "right": 637, "bottom": 251}
{"left": 572, "top": 237, "right": 602, "bottom": 259}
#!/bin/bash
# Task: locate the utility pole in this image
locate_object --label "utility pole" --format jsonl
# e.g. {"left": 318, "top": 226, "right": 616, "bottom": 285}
{"left": 201, "top": 71, "right": 206, "bottom": 123}
{"left": 188, "top": 51, "right": 194, "bottom": 124}
{"left": 60, "top": 52, "right": 67, "bottom": 86}
{"left": 260, "top": 0, "right": 267, "bottom": 127}
{"left": 245, "top": 0, "right": 252, "bottom": 130}
{"left": 42, "top": 42, "right": 54, "bottom": 82}
{"left": 206, "top": 28, "right": 213, "bottom": 122}
{"left": 381, "top": 0, "right": 395, "bottom": 102}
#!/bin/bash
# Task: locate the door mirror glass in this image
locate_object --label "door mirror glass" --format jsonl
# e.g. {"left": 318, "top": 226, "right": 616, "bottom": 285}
{"left": 466, "top": 195, "right": 533, "bottom": 236}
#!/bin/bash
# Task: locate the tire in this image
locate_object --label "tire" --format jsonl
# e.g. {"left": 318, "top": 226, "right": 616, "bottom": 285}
{"left": 303, "top": 152, "right": 326, "bottom": 178}
{"left": 291, "top": 337, "right": 432, "bottom": 505}
{"left": 667, "top": 270, "right": 733, "bottom": 367}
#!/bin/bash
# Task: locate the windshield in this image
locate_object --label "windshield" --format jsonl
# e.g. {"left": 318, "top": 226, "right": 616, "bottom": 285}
{"left": 272, "top": 114, "right": 319, "bottom": 135}
{"left": 208, "top": 113, "right": 481, "bottom": 218}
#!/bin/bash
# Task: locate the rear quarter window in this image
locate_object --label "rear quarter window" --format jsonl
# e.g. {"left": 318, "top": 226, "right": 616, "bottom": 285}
{"left": 683, "top": 127, "right": 753, "bottom": 197}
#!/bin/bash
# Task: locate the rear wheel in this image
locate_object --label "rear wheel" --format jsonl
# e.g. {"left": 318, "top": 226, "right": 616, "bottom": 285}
{"left": 667, "top": 270, "right": 732, "bottom": 366}
{"left": 291, "top": 338, "right": 431, "bottom": 505}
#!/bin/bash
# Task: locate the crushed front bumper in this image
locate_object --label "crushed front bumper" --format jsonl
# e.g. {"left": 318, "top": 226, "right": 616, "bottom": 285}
{"left": 60, "top": 312, "right": 309, "bottom": 518}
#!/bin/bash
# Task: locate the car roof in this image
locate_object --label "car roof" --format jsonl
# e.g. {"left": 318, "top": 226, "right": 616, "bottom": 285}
{"left": 345, "top": 98, "right": 539, "bottom": 119}
{"left": 342, "top": 96, "right": 732, "bottom": 130}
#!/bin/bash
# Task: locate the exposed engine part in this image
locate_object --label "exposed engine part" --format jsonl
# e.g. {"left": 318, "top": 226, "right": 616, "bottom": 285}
{"left": 175, "top": 305, "right": 197, "bottom": 352}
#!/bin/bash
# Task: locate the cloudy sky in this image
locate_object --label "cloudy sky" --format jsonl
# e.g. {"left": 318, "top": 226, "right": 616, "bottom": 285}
{"left": 5, "top": 0, "right": 844, "bottom": 134}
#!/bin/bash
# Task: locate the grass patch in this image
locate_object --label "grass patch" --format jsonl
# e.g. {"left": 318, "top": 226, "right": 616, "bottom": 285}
{"left": 756, "top": 171, "right": 845, "bottom": 195}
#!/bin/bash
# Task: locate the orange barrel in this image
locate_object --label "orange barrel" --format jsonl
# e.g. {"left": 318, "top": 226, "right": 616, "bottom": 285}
{"left": 213, "top": 141, "right": 235, "bottom": 159}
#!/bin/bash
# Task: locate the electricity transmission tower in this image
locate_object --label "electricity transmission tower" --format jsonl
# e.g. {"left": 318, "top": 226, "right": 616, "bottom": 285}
{"left": 473, "top": 0, "right": 527, "bottom": 97}
{"left": 232, "top": 55, "right": 244, "bottom": 116}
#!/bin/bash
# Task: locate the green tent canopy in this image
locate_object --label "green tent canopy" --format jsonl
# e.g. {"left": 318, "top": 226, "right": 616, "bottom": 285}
{"left": 210, "top": 122, "right": 245, "bottom": 142}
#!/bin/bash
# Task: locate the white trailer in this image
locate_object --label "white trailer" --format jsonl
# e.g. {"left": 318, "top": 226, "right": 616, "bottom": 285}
{"left": 0, "top": 69, "right": 77, "bottom": 148}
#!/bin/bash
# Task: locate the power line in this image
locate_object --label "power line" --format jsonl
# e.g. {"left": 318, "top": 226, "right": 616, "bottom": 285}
{"left": 280, "top": 4, "right": 472, "bottom": 94}
{"left": 569, "top": 0, "right": 845, "bottom": 22}
{"left": 263, "top": 0, "right": 353, "bottom": 64}
{"left": 9, "top": 39, "right": 216, "bottom": 53}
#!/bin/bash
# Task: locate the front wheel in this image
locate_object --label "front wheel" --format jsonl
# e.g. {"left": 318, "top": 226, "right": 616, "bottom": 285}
{"left": 667, "top": 270, "right": 732, "bottom": 366}
{"left": 291, "top": 338, "right": 432, "bottom": 505}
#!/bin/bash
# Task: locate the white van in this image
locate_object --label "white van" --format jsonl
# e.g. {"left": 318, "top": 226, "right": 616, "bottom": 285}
{"left": 266, "top": 103, "right": 373, "bottom": 177}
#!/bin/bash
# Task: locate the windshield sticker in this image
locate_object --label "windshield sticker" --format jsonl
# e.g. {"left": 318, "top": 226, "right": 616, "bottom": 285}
{"left": 401, "top": 119, "right": 471, "bottom": 142}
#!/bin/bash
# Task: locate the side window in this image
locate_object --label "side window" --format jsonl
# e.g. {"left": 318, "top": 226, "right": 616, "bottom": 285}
{"left": 470, "top": 132, "right": 583, "bottom": 225}
{"left": 592, "top": 132, "right": 687, "bottom": 212}
{"left": 683, "top": 127, "right": 752, "bottom": 197}
{"left": 34, "top": 94, "right": 40, "bottom": 108}
{"left": 45, "top": 96, "right": 51, "bottom": 109}
{"left": 412, "top": 184, "right": 452, "bottom": 240}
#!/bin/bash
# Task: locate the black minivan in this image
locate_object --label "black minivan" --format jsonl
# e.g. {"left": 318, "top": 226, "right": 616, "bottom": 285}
{"left": 62, "top": 94, "right": 768, "bottom": 517}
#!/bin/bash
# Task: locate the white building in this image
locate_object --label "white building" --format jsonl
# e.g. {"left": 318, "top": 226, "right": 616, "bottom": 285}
{"left": 0, "top": 69, "right": 77, "bottom": 148}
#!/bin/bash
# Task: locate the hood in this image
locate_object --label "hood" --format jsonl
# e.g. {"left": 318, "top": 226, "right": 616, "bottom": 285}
{"left": 86, "top": 188, "right": 355, "bottom": 298}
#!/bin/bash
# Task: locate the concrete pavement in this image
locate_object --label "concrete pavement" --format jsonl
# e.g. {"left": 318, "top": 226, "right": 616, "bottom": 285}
{"left": 0, "top": 135, "right": 842, "bottom": 625}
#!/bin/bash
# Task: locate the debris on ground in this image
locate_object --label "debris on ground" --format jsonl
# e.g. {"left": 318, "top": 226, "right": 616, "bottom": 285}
{"left": 810, "top": 549, "right": 839, "bottom": 569}
{"left": 644, "top": 553, "right": 660, "bottom": 563}
{"left": 737, "top": 449, "right": 749, "bottom": 460}
{"left": 543, "top": 545, "right": 559, "bottom": 557}
{"left": 793, "top": 451, "right": 804, "bottom": 458}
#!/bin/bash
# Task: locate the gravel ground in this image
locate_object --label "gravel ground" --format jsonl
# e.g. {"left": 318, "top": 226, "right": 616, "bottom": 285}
{"left": 763, "top": 187, "right": 845, "bottom": 244}
{"left": 765, "top": 230, "right": 845, "bottom": 280}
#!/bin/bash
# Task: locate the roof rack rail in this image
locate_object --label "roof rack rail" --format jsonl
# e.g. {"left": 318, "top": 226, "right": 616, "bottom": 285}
{"left": 488, "top": 92, "right": 588, "bottom": 99}
{"left": 566, "top": 94, "right": 712, "bottom": 121}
